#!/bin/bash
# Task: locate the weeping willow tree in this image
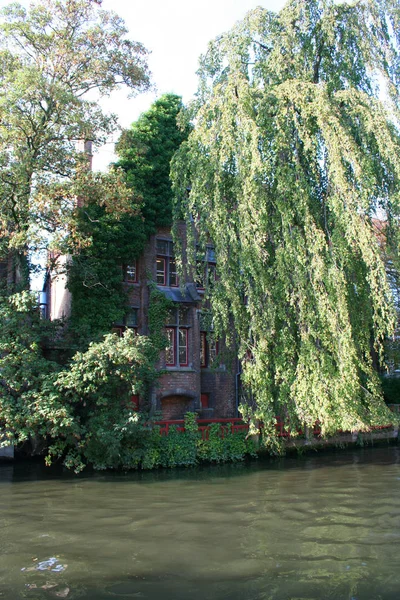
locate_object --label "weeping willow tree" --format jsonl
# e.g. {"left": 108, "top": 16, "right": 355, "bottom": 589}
{"left": 172, "top": 0, "right": 400, "bottom": 439}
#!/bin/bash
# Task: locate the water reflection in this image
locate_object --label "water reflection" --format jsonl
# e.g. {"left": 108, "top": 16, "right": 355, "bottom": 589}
{"left": 0, "top": 446, "right": 400, "bottom": 599}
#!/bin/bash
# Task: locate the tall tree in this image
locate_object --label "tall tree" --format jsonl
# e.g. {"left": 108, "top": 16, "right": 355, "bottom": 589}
{"left": 115, "top": 93, "right": 190, "bottom": 233}
{"left": 0, "top": 0, "right": 150, "bottom": 290}
{"left": 66, "top": 94, "right": 189, "bottom": 346}
{"left": 172, "top": 0, "right": 400, "bottom": 440}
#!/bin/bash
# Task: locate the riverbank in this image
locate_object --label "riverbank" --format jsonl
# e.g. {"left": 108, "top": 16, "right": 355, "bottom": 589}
{"left": 1, "top": 421, "right": 399, "bottom": 469}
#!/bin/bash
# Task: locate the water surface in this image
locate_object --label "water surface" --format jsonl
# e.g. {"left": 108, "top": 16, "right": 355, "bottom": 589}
{"left": 1, "top": 446, "right": 400, "bottom": 599}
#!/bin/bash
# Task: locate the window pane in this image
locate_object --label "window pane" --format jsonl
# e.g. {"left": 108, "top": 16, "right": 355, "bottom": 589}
{"left": 156, "top": 239, "right": 168, "bottom": 255}
{"left": 125, "top": 308, "right": 138, "bottom": 327}
{"left": 125, "top": 262, "right": 137, "bottom": 282}
{"left": 165, "top": 327, "right": 175, "bottom": 365}
{"left": 169, "top": 257, "right": 178, "bottom": 286}
{"left": 207, "top": 247, "right": 216, "bottom": 262}
{"left": 165, "top": 308, "right": 177, "bottom": 325}
{"left": 178, "top": 306, "right": 189, "bottom": 325}
{"left": 156, "top": 257, "right": 166, "bottom": 285}
{"left": 179, "top": 328, "right": 188, "bottom": 365}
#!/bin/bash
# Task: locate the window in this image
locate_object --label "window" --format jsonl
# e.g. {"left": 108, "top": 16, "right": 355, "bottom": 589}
{"left": 199, "top": 311, "right": 219, "bottom": 367}
{"left": 123, "top": 260, "right": 138, "bottom": 283}
{"left": 112, "top": 308, "right": 139, "bottom": 336}
{"left": 200, "top": 331, "right": 219, "bottom": 367}
{"left": 165, "top": 307, "right": 189, "bottom": 367}
{"left": 156, "top": 239, "right": 178, "bottom": 286}
{"left": 125, "top": 308, "right": 138, "bottom": 330}
{"left": 196, "top": 246, "right": 216, "bottom": 290}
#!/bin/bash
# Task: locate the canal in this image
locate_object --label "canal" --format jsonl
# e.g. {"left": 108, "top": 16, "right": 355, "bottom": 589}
{"left": 0, "top": 445, "right": 399, "bottom": 599}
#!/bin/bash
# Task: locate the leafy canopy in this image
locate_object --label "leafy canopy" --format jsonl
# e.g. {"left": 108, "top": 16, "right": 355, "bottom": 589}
{"left": 172, "top": 0, "right": 400, "bottom": 438}
{"left": 115, "top": 93, "right": 191, "bottom": 233}
{"left": 0, "top": 0, "right": 150, "bottom": 287}
{"left": 67, "top": 94, "right": 189, "bottom": 345}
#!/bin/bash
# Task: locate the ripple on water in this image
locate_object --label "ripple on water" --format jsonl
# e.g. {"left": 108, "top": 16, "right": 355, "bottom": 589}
{"left": 1, "top": 446, "right": 400, "bottom": 600}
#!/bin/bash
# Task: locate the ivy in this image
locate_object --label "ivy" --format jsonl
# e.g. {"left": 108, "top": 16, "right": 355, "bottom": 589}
{"left": 67, "top": 204, "right": 147, "bottom": 347}
{"left": 68, "top": 94, "right": 190, "bottom": 349}
{"left": 115, "top": 94, "right": 191, "bottom": 233}
{"left": 148, "top": 285, "right": 174, "bottom": 352}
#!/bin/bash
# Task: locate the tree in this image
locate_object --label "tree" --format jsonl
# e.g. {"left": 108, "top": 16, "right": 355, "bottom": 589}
{"left": 0, "top": 0, "right": 150, "bottom": 290}
{"left": 115, "top": 93, "right": 191, "bottom": 233}
{"left": 171, "top": 0, "right": 400, "bottom": 440}
{"left": 0, "top": 0, "right": 155, "bottom": 467}
{"left": 66, "top": 94, "right": 190, "bottom": 346}
{"left": 0, "top": 290, "right": 162, "bottom": 471}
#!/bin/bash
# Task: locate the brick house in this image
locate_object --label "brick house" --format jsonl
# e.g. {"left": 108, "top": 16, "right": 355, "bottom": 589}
{"left": 43, "top": 223, "right": 239, "bottom": 420}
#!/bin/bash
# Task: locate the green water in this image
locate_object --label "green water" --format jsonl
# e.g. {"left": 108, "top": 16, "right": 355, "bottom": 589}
{"left": 1, "top": 446, "right": 400, "bottom": 600}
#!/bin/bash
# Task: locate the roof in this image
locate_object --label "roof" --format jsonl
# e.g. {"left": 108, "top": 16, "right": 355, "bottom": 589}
{"left": 157, "top": 283, "right": 201, "bottom": 304}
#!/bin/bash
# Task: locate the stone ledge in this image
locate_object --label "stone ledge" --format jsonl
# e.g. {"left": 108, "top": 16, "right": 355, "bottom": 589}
{"left": 283, "top": 427, "right": 399, "bottom": 451}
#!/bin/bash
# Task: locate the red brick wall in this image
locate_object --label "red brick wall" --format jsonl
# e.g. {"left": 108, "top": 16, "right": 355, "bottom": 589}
{"left": 160, "top": 395, "right": 194, "bottom": 420}
{"left": 123, "top": 224, "right": 238, "bottom": 418}
{"left": 200, "top": 369, "right": 237, "bottom": 417}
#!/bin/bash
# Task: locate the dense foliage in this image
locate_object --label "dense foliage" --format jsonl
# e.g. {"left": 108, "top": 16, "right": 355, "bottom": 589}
{"left": 0, "top": 288, "right": 167, "bottom": 471}
{"left": 0, "top": 81, "right": 193, "bottom": 469}
{"left": 172, "top": 0, "right": 400, "bottom": 439}
{"left": 115, "top": 93, "right": 191, "bottom": 232}
{"left": 67, "top": 94, "right": 189, "bottom": 346}
{"left": 0, "top": 290, "right": 253, "bottom": 472}
{"left": 67, "top": 205, "right": 147, "bottom": 346}
{"left": 0, "top": 0, "right": 150, "bottom": 290}
{"left": 0, "top": 0, "right": 156, "bottom": 468}
{"left": 0, "top": 291, "right": 62, "bottom": 450}
{"left": 84, "top": 413, "right": 256, "bottom": 471}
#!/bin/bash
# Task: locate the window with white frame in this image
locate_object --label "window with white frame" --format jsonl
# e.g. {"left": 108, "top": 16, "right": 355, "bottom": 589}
{"left": 156, "top": 239, "right": 178, "bottom": 286}
{"left": 165, "top": 306, "right": 190, "bottom": 367}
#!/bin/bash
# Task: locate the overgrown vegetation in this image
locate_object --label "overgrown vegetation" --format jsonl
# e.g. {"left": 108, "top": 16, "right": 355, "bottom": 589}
{"left": 84, "top": 413, "right": 256, "bottom": 471}
{"left": 115, "top": 94, "right": 191, "bottom": 233}
{"left": 2, "top": 0, "right": 400, "bottom": 470}
{"left": 0, "top": 3, "right": 191, "bottom": 469}
{"left": 67, "top": 94, "right": 189, "bottom": 347}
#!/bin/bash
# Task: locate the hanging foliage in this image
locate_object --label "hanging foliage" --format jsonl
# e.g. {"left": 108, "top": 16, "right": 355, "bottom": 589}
{"left": 171, "top": 0, "right": 400, "bottom": 438}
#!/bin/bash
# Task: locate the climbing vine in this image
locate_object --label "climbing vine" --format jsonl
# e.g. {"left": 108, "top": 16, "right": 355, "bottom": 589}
{"left": 67, "top": 204, "right": 147, "bottom": 347}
